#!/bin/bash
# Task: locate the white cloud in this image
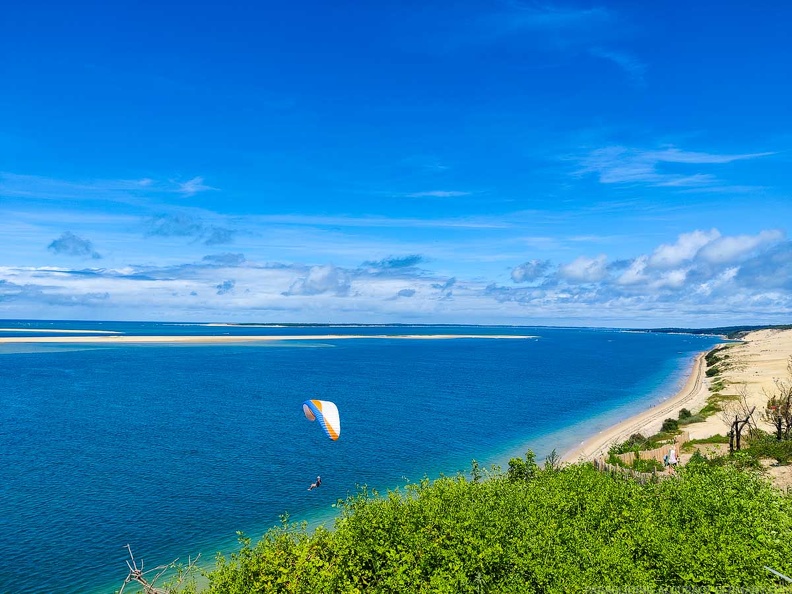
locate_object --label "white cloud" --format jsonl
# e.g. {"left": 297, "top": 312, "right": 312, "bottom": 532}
{"left": 616, "top": 255, "right": 647, "bottom": 285}
{"left": 511, "top": 259, "right": 551, "bottom": 283}
{"left": 558, "top": 255, "right": 607, "bottom": 283}
{"left": 649, "top": 229, "right": 720, "bottom": 269}
{"left": 693, "top": 267, "right": 739, "bottom": 297}
{"left": 697, "top": 230, "right": 784, "bottom": 264}
{"left": 2, "top": 227, "right": 791, "bottom": 326}
{"left": 578, "top": 145, "right": 773, "bottom": 189}
{"left": 644, "top": 148, "right": 775, "bottom": 164}
{"left": 406, "top": 191, "right": 471, "bottom": 198}
{"left": 0, "top": 172, "right": 218, "bottom": 210}
{"left": 284, "top": 265, "right": 351, "bottom": 296}
{"left": 177, "top": 176, "right": 215, "bottom": 196}
{"left": 650, "top": 268, "right": 688, "bottom": 290}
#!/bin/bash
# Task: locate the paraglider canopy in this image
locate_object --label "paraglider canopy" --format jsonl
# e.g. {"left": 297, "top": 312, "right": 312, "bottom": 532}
{"left": 302, "top": 399, "right": 341, "bottom": 441}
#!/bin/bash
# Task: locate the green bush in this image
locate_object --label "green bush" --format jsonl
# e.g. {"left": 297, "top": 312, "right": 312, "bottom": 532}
{"left": 679, "top": 414, "right": 705, "bottom": 426}
{"left": 609, "top": 433, "right": 648, "bottom": 455}
{"left": 632, "top": 456, "right": 664, "bottom": 473}
{"left": 206, "top": 460, "right": 792, "bottom": 593}
{"left": 678, "top": 408, "right": 692, "bottom": 420}
{"left": 705, "top": 345, "right": 731, "bottom": 368}
{"left": 686, "top": 434, "right": 729, "bottom": 446}
{"left": 661, "top": 418, "right": 679, "bottom": 432}
{"left": 607, "top": 450, "right": 627, "bottom": 467}
{"left": 507, "top": 450, "right": 538, "bottom": 481}
{"left": 745, "top": 434, "right": 792, "bottom": 465}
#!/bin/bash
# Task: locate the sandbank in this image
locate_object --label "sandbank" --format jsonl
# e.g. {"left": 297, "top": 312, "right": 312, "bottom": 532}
{"left": 0, "top": 333, "right": 536, "bottom": 345}
{"left": 0, "top": 328, "right": 120, "bottom": 334}
{"left": 562, "top": 328, "right": 792, "bottom": 463}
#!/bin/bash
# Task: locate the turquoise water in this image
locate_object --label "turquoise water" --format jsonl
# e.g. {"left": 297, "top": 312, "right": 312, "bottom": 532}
{"left": 0, "top": 322, "right": 722, "bottom": 593}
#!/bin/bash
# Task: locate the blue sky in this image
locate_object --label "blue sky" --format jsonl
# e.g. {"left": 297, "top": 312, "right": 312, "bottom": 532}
{"left": 1, "top": 0, "right": 790, "bottom": 326}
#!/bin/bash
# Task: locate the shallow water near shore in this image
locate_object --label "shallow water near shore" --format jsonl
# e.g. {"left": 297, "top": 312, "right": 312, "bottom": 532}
{"left": 0, "top": 322, "right": 721, "bottom": 593}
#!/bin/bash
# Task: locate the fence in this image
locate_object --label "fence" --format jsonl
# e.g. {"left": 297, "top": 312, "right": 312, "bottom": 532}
{"left": 611, "top": 431, "right": 689, "bottom": 467}
{"left": 591, "top": 458, "right": 659, "bottom": 484}
{"left": 592, "top": 431, "right": 690, "bottom": 482}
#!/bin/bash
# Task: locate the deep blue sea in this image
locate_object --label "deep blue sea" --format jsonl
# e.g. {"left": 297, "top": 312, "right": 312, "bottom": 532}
{"left": 0, "top": 321, "right": 723, "bottom": 594}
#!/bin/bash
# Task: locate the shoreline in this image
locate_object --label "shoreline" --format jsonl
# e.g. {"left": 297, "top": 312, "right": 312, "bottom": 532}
{"left": 561, "top": 349, "right": 712, "bottom": 462}
{"left": 0, "top": 333, "right": 536, "bottom": 344}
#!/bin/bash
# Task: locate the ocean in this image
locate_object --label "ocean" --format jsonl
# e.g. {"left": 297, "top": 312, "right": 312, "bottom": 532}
{"left": 0, "top": 322, "right": 722, "bottom": 593}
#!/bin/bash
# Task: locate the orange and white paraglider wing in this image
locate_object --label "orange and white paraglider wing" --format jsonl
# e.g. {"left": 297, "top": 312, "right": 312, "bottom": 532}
{"left": 302, "top": 399, "right": 341, "bottom": 440}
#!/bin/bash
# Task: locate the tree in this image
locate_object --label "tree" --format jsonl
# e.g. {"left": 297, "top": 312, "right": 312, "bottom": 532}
{"left": 761, "top": 356, "right": 792, "bottom": 441}
{"left": 719, "top": 384, "right": 759, "bottom": 452}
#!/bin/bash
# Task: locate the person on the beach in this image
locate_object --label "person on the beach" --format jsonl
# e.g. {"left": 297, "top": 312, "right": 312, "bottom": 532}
{"left": 308, "top": 475, "right": 321, "bottom": 491}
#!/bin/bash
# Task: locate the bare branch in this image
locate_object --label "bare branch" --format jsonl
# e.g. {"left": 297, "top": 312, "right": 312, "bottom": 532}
{"left": 119, "top": 545, "right": 200, "bottom": 594}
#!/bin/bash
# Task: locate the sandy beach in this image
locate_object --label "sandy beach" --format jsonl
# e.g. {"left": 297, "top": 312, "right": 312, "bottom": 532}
{"left": 563, "top": 328, "right": 792, "bottom": 463}
{"left": 0, "top": 333, "right": 535, "bottom": 344}
{"left": 562, "top": 350, "right": 711, "bottom": 462}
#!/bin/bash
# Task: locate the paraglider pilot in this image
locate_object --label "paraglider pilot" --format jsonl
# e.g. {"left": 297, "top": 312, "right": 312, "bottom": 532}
{"left": 308, "top": 475, "right": 322, "bottom": 491}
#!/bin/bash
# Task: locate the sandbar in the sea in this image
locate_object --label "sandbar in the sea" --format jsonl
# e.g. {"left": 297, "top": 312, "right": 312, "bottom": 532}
{"left": 0, "top": 328, "right": 120, "bottom": 334}
{"left": 0, "top": 334, "right": 537, "bottom": 344}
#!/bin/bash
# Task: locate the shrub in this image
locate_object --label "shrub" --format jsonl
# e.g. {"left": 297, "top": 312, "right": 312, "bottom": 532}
{"left": 661, "top": 418, "right": 679, "bottom": 432}
{"left": 632, "top": 457, "right": 664, "bottom": 473}
{"left": 678, "top": 408, "right": 692, "bottom": 420}
{"left": 205, "top": 461, "right": 792, "bottom": 593}
{"left": 607, "top": 450, "right": 627, "bottom": 467}
{"left": 679, "top": 413, "right": 705, "bottom": 426}
{"left": 609, "top": 433, "right": 648, "bottom": 455}
{"left": 507, "top": 450, "right": 538, "bottom": 482}
{"left": 745, "top": 433, "right": 792, "bottom": 465}
{"left": 687, "top": 434, "right": 729, "bottom": 445}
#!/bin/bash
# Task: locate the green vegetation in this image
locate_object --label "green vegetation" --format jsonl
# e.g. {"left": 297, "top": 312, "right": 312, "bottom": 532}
{"left": 745, "top": 434, "right": 792, "bottom": 465}
{"left": 608, "top": 433, "right": 653, "bottom": 454}
{"left": 606, "top": 447, "right": 663, "bottom": 473}
{"left": 676, "top": 407, "right": 705, "bottom": 426}
{"left": 705, "top": 365, "right": 721, "bottom": 377}
{"left": 682, "top": 434, "right": 730, "bottom": 450}
{"left": 688, "top": 428, "right": 792, "bottom": 467}
{"left": 677, "top": 411, "right": 705, "bottom": 426}
{"left": 201, "top": 457, "right": 792, "bottom": 593}
{"left": 705, "top": 345, "right": 731, "bottom": 366}
{"left": 689, "top": 344, "right": 742, "bottom": 422}
{"left": 608, "top": 432, "right": 676, "bottom": 459}
{"left": 631, "top": 456, "right": 665, "bottom": 473}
